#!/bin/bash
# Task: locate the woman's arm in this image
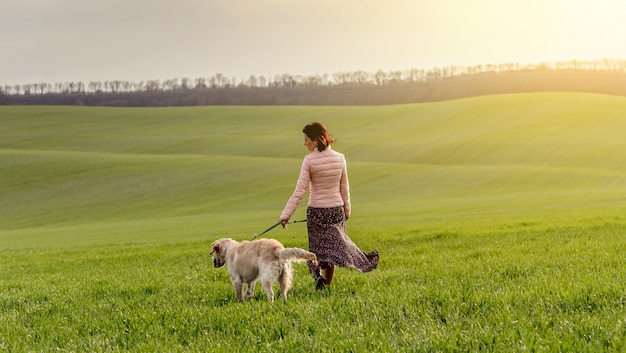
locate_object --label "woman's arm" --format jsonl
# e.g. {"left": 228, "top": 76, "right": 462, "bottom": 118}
{"left": 280, "top": 158, "right": 310, "bottom": 222}
{"left": 340, "top": 158, "right": 351, "bottom": 220}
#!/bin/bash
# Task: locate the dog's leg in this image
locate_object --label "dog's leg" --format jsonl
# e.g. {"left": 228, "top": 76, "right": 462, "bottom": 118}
{"left": 232, "top": 279, "right": 244, "bottom": 302}
{"left": 261, "top": 279, "right": 275, "bottom": 302}
{"left": 244, "top": 280, "right": 257, "bottom": 300}
{"left": 278, "top": 264, "right": 293, "bottom": 303}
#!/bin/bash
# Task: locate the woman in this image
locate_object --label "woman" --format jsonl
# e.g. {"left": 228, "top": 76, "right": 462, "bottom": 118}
{"left": 280, "top": 122, "right": 378, "bottom": 290}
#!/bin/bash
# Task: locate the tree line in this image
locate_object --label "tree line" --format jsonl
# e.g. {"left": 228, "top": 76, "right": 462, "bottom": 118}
{"left": 2, "top": 59, "right": 626, "bottom": 106}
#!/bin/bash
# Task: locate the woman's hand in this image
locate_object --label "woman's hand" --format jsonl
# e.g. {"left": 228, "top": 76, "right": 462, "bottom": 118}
{"left": 280, "top": 219, "right": 289, "bottom": 228}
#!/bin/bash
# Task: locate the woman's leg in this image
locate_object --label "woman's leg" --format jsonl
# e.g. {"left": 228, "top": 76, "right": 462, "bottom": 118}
{"left": 323, "top": 265, "right": 335, "bottom": 285}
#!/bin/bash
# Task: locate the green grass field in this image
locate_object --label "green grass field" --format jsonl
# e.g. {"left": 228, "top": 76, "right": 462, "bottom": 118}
{"left": 2, "top": 92, "right": 626, "bottom": 352}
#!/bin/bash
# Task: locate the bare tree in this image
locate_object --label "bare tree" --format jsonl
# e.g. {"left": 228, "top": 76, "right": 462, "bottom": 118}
{"left": 258, "top": 75, "right": 267, "bottom": 88}
{"left": 145, "top": 80, "right": 160, "bottom": 91}
{"left": 213, "top": 73, "right": 225, "bottom": 88}
{"left": 374, "top": 70, "right": 386, "bottom": 85}
{"left": 181, "top": 77, "right": 191, "bottom": 90}
{"left": 195, "top": 77, "right": 207, "bottom": 89}
{"left": 246, "top": 75, "right": 258, "bottom": 88}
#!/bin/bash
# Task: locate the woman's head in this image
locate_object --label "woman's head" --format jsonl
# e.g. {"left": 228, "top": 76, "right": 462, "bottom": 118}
{"left": 303, "top": 122, "right": 335, "bottom": 152}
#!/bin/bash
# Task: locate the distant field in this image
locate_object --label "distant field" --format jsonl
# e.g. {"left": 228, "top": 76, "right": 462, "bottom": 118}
{"left": 2, "top": 93, "right": 626, "bottom": 351}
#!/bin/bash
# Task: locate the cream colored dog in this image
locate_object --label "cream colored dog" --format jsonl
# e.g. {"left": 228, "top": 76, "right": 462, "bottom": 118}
{"left": 210, "top": 238, "right": 317, "bottom": 302}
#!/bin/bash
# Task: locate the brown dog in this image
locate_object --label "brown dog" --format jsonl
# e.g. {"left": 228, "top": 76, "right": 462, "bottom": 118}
{"left": 210, "top": 238, "right": 317, "bottom": 302}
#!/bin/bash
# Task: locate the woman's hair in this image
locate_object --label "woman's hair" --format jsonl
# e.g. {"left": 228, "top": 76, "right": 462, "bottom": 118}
{"left": 303, "top": 122, "right": 335, "bottom": 151}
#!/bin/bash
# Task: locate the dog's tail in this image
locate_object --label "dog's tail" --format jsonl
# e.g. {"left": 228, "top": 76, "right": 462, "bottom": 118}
{"left": 279, "top": 247, "right": 318, "bottom": 265}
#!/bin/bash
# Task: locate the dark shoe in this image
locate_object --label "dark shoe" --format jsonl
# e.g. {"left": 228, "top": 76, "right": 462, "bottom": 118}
{"left": 315, "top": 274, "right": 327, "bottom": 290}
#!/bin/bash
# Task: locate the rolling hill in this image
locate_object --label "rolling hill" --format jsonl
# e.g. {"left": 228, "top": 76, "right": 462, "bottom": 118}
{"left": 1, "top": 92, "right": 625, "bottom": 249}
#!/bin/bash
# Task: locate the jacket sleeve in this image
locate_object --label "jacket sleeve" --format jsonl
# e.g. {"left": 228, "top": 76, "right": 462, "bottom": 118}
{"left": 280, "top": 158, "right": 310, "bottom": 221}
{"left": 340, "top": 157, "right": 351, "bottom": 219}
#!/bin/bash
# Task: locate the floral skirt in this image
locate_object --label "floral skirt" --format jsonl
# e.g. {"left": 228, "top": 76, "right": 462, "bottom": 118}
{"left": 306, "top": 206, "right": 378, "bottom": 273}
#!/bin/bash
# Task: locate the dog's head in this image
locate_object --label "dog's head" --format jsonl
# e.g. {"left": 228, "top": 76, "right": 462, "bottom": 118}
{"left": 210, "top": 238, "right": 233, "bottom": 268}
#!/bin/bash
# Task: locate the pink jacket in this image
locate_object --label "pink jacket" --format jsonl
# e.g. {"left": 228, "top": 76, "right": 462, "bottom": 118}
{"left": 280, "top": 146, "right": 351, "bottom": 221}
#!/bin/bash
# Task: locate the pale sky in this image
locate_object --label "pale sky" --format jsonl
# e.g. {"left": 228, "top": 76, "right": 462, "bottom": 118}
{"left": 2, "top": 0, "right": 626, "bottom": 85}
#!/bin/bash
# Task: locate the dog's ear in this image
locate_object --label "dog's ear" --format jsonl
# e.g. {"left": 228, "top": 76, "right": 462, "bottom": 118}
{"left": 210, "top": 242, "right": 219, "bottom": 255}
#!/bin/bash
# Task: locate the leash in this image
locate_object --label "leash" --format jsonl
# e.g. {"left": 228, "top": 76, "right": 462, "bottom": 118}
{"left": 250, "top": 219, "right": 307, "bottom": 240}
